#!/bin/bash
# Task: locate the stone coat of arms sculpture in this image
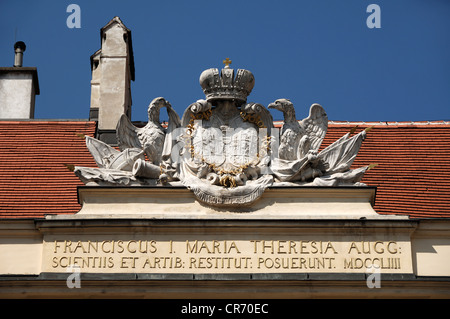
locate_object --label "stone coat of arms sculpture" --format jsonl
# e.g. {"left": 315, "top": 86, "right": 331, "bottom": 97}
{"left": 75, "top": 60, "right": 373, "bottom": 207}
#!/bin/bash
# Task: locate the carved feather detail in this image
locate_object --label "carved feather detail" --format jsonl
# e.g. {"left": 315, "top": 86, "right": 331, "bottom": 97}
{"left": 269, "top": 100, "right": 327, "bottom": 161}
{"left": 116, "top": 97, "right": 180, "bottom": 165}
{"left": 299, "top": 103, "right": 328, "bottom": 152}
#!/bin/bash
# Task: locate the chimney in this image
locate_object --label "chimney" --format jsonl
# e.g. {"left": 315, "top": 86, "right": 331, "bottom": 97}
{"left": 14, "top": 41, "right": 26, "bottom": 67}
{"left": 89, "top": 17, "right": 135, "bottom": 144}
{"left": 0, "top": 41, "right": 40, "bottom": 119}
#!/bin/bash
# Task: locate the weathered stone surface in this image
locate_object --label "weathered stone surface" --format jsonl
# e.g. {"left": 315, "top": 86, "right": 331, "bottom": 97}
{"left": 0, "top": 67, "right": 39, "bottom": 119}
{"left": 76, "top": 61, "right": 373, "bottom": 208}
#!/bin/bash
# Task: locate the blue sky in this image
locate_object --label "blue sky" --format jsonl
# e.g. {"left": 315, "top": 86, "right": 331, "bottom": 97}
{"left": 1, "top": 0, "right": 449, "bottom": 122}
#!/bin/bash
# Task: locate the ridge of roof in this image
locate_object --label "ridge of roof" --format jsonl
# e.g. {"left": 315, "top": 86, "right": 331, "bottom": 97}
{"left": 328, "top": 120, "right": 450, "bottom": 126}
{"left": 272, "top": 120, "right": 450, "bottom": 126}
{"left": 2, "top": 119, "right": 449, "bottom": 127}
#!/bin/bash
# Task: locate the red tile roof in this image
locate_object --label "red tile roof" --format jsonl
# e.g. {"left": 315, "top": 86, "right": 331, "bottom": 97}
{"left": 322, "top": 121, "right": 450, "bottom": 218}
{"left": 0, "top": 121, "right": 97, "bottom": 218}
{"left": 0, "top": 120, "right": 449, "bottom": 219}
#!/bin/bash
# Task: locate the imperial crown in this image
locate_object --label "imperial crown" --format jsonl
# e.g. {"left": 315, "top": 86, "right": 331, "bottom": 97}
{"left": 199, "top": 61, "right": 255, "bottom": 104}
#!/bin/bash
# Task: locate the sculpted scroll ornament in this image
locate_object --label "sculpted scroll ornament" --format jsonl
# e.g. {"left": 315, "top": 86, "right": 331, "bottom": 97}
{"left": 74, "top": 62, "right": 375, "bottom": 207}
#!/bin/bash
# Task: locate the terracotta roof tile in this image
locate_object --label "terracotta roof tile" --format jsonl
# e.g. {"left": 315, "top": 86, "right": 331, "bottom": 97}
{"left": 0, "top": 121, "right": 97, "bottom": 218}
{"left": 0, "top": 120, "right": 449, "bottom": 219}
{"left": 320, "top": 123, "right": 450, "bottom": 218}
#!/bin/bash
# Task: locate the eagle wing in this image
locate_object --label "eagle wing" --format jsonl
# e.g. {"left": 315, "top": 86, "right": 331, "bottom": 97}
{"left": 116, "top": 114, "right": 143, "bottom": 151}
{"left": 299, "top": 103, "right": 328, "bottom": 152}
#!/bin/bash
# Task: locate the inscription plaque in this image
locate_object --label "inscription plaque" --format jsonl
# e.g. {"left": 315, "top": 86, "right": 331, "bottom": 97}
{"left": 43, "top": 234, "right": 412, "bottom": 274}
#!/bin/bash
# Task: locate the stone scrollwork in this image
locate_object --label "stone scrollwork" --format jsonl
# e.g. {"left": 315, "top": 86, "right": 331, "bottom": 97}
{"left": 74, "top": 60, "right": 375, "bottom": 208}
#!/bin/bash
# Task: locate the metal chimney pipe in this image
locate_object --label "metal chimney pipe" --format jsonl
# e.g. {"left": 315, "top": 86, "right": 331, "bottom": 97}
{"left": 14, "top": 41, "right": 26, "bottom": 67}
